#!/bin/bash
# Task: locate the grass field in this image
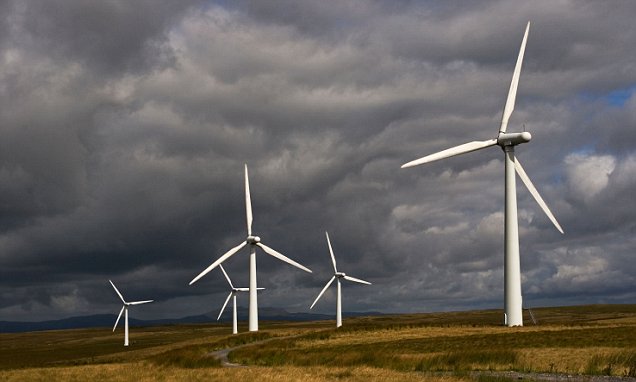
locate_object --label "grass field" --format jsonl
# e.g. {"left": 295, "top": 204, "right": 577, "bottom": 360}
{"left": 1, "top": 305, "right": 636, "bottom": 381}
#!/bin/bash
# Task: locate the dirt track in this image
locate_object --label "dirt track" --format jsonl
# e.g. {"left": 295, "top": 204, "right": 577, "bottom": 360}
{"left": 469, "top": 371, "right": 636, "bottom": 382}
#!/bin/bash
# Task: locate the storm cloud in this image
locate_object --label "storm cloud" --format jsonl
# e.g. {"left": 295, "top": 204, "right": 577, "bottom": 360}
{"left": 1, "top": 0, "right": 635, "bottom": 322}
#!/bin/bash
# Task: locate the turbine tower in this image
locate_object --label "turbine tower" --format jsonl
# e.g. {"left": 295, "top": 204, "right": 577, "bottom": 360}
{"left": 310, "top": 232, "right": 371, "bottom": 328}
{"left": 401, "top": 22, "right": 563, "bottom": 327}
{"left": 109, "top": 280, "right": 153, "bottom": 346}
{"left": 217, "top": 264, "right": 264, "bottom": 334}
{"left": 190, "top": 164, "right": 312, "bottom": 332}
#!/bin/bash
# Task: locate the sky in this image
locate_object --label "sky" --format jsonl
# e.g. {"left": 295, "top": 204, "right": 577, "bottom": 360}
{"left": 1, "top": 0, "right": 636, "bottom": 322}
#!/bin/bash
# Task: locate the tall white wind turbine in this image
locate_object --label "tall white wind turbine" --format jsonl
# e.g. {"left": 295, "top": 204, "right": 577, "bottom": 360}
{"left": 310, "top": 232, "right": 371, "bottom": 328}
{"left": 190, "top": 164, "right": 312, "bottom": 332}
{"left": 216, "top": 264, "right": 264, "bottom": 334}
{"left": 401, "top": 22, "right": 563, "bottom": 327}
{"left": 109, "top": 280, "right": 153, "bottom": 346}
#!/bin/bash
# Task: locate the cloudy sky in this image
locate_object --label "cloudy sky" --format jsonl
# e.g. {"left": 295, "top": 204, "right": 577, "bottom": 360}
{"left": 1, "top": 0, "right": 635, "bottom": 322}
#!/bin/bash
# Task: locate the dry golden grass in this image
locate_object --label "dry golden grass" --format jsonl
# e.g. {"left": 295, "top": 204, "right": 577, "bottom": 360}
{"left": 0, "top": 362, "right": 470, "bottom": 382}
{"left": 515, "top": 347, "right": 622, "bottom": 374}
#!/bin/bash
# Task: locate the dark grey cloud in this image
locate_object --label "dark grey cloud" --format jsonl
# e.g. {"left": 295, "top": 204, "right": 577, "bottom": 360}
{"left": 1, "top": 0, "right": 636, "bottom": 322}
{"left": 14, "top": 0, "right": 202, "bottom": 76}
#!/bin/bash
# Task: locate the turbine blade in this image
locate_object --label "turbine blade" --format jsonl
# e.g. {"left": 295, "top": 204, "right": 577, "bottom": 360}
{"left": 128, "top": 300, "right": 153, "bottom": 305}
{"left": 514, "top": 157, "right": 564, "bottom": 234}
{"left": 401, "top": 139, "right": 498, "bottom": 168}
{"left": 113, "top": 305, "right": 125, "bottom": 332}
{"left": 499, "top": 21, "right": 530, "bottom": 134}
{"left": 343, "top": 275, "right": 372, "bottom": 285}
{"left": 310, "top": 276, "right": 336, "bottom": 309}
{"left": 109, "top": 280, "right": 127, "bottom": 304}
{"left": 257, "top": 243, "right": 312, "bottom": 273}
{"left": 189, "top": 241, "right": 248, "bottom": 285}
{"left": 217, "top": 292, "right": 233, "bottom": 321}
{"left": 219, "top": 264, "right": 234, "bottom": 289}
{"left": 325, "top": 232, "right": 338, "bottom": 273}
{"left": 245, "top": 164, "right": 253, "bottom": 236}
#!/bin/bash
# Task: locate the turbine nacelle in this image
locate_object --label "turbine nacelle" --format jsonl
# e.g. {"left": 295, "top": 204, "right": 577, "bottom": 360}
{"left": 497, "top": 131, "right": 532, "bottom": 147}
{"left": 246, "top": 235, "right": 261, "bottom": 244}
{"left": 335, "top": 272, "right": 346, "bottom": 278}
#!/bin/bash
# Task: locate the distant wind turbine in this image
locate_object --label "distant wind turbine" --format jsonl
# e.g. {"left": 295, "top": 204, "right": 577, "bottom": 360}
{"left": 310, "top": 232, "right": 371, "bottom": 328}
{"left": 401, "top": 22, "right": 563, "bottom": 327}
{"left": 190, "top": 164, "right": 312, "bottom": 332}
{"left": 109, "top": 280, "right": 153, "bottom": 346}
{"left": 217, "top": 264, "right": 264, "bottom": 334}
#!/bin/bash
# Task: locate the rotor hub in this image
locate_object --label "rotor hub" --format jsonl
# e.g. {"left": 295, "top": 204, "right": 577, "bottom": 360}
{"left": 247, "top": 235, "right": 261, "bottom": 244}
{"left": 335, "top": 272, "right": 346, "bottom": 278}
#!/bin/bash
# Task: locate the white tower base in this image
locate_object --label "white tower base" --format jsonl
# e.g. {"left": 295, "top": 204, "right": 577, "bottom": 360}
{"left": 336, "top": 279, "right": 342, "bottom": 328}
{"left": 504, "top": 146, "right": 523, "bottom": 327}
{"left": 249, "top": 246, "right": 258, "bottom": 332}
{"left": 124, "top": 307, "right": 129, "bottom": 346}
{"left": 232, "top": 294, "right": 238, "bottom": 334}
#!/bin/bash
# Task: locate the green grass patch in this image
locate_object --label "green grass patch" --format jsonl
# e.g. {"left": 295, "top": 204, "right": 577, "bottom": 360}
{"left": 0, "top": 324, "right": 232, "bottom": 369}
{"left": 148, "top": 344, "right": 222, "bottom": 368}
{"left": 209, "top": 331, "right": 274, "bottom": 350}
{"left": 230, "top": 336, "right": 519, "bottom": 372}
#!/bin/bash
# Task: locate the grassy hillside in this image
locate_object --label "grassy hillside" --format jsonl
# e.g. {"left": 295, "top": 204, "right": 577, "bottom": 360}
{"left": 1, "top": 305, "right": 636, "bottom": 381}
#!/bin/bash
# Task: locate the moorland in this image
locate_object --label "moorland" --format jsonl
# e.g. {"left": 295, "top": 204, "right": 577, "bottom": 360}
{"left": 1, "top": 304, "right": 636, "bottom": 381}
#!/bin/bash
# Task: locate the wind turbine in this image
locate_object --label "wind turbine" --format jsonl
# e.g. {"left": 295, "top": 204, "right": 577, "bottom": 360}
{"left": 310, "top": 232, "right": 371, "bottom": 328}
{"left": 109, "top": 280, "right": 153, "bottom": 346}
{"left": 190, "top": 164, "right": 312, "bottom": 332}
{"left": 401, "top": 22, "right": 563, "bottom": 327}
{"left": 216, "top": 264, "right": 264, "bottom": 334}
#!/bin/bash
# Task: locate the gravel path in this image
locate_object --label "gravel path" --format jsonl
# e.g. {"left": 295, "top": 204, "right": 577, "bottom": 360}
{"left": 470, "top": 371, "right": 636, "bottom": 382}
{"left": 208, "top": 346, "right": 244, "bottom": 368}
{"left": 208, "top": 332, "right": 309, "bottom": 367}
